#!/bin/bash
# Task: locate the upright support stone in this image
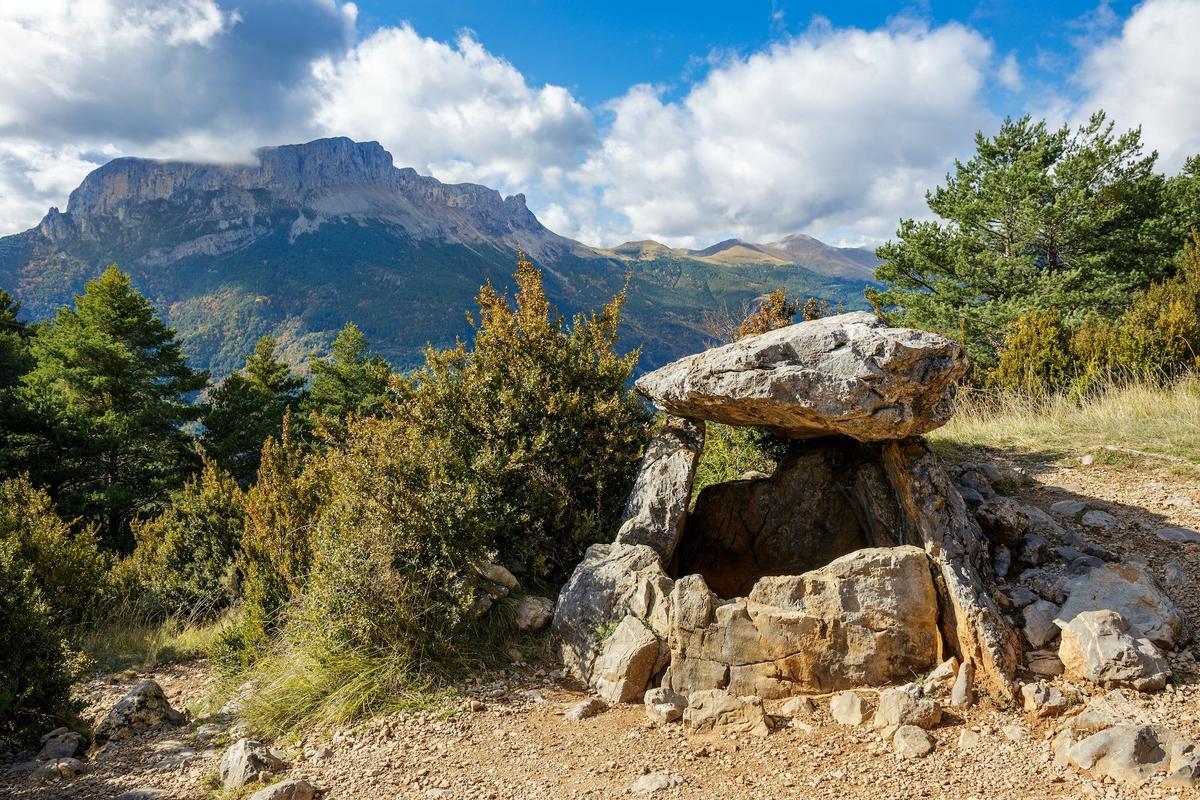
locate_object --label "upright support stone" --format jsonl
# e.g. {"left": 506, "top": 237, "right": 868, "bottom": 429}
{"left": 614, "top": 416, "right": 705, "bottom": 561}
{"left": 881, "top": 438, "right": 1019, "bottom": 700}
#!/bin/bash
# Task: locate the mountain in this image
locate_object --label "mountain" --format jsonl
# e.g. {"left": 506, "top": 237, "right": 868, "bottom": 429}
{"left": 0, "top": 137, "right": 877, "bottom": 377}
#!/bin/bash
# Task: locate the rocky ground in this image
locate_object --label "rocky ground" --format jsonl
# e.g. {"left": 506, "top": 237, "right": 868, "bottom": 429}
{"left": 2, "top": 456, "right": 1198, "bottom": 800}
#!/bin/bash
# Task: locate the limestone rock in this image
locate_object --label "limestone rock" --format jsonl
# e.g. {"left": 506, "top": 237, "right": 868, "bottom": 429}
{"left": 1067, "top": 724, "right": 1170, "bottom": 786}
{"left": 33, "top": 757, "right": 84, "bottom": 781}
{"left": 668, "top": 547, "right": 940, "bottom": 698}
{"left": 779, "top": 696, "right": 816, "bottom": 717}
{"left": 921, "top": 658, "right": 959, "bottom": 694}
{"left": 683, "top": 690, "right": 770, "bottom": 737}
{"left": 249, "top": 780, "right": 319, "bottom": 800}
{"left": 477, "top": 562, "right": 518, "bottom": 589}
{"left": 37, "top": 729, "right": 85, "bottom": 760}
{"left": 1058, "top": 610, "right": 1170, "bottom": 691}
{"left": 513, "top": 595, "right": 554, "bottom": 632}
{"left": 1081, "top": 510, "right": 1120, "bottom": 530}
{"left": 1021, "top": 682, "right": 1069, "bottom": 718}
{"left": 219, "top": 738, "right": 287, "bottom": 789}
{"left": 1056, "top": 563, "right": 1185, "bottom": 650}
{"left": 1023, "top": 600, "right": 1061, "bottom": 649}
{"left": 1026, "top": 650, "right": 1065, "bottom": 677}
{"left": 1002, "top": 725, "right": 1028, "bottom": 742}
{"left": 1064, "top": 690, "right": 1139, "bottom": 732}
{"left": 957, "top": 729, "right": 982, "bottom": 750}
{"left": 678, "top": 441, "right": 904, "bottom": 596}
{"left": 634, "top": 312, "right": 968, "bottom": 441}
{"left": 565, "top": 697, "right": 607, "bottom": 721}
{"left": 880, "top": 440, "right": 1020, "bottom": 701}
{"left": 975, "top": 497, "right": 1029, "bottom": 547}
{"left": 1166, "top": 739, "right": 1200, "bottom": 789}
{"left": 1157, "top": 526, "right": 1200, "bottom": 545}
{"left": 552, "top": 543, "right": 673, "bottom": 683}
{"left": 591, "top": 615, "right": 661, "bottom": 703}
{"left": 613, "top": 416, "right": 704, "bottom": 560}
{"left": 630, "top": 772, "right": 683, "bottom": 794}
{"left": 113, "top": 791, "right": 164, "bottom": 800}
{"left": 644, "top": 687, "right": 686, "bottom": 725}
{"left": 873, "top": 688, "right": 942, "bottom": 730}
{"left": 830, "top": 691, "right": 871, "bottom": 726}
{"left": 950, "top": 661, "right": 974, "bottom": 708}
{"left": 1051, "top": 500, "right": 1088, "bottom": 518}
{"left": 93, "top": 680, "right": 186, "bottom": 746}
{"left": 893, "top": 725, "right": 935, "bottom": 759}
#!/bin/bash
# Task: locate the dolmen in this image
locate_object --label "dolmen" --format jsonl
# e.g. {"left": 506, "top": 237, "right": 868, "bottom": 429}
{"left": 552, "top": 312, "right": 1021, "bottom": 704}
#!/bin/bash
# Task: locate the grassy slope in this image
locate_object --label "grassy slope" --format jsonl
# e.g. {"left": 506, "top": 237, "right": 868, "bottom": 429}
{"left": 1, "top": 215, "right": 873, "bottom": 378}
{"left": 929, "top": 378, "right": 1200, "bottom": 475}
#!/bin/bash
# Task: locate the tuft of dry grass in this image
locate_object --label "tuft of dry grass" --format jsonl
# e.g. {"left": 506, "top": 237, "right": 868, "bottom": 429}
{"left": 930, "top": 376, "right": 1200, "bottom": 470}
{"left": 79, "top": 609, "right": 237, "bottom": 674}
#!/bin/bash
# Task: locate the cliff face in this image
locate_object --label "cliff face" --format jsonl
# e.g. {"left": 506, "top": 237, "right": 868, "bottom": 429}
{"left": 40, "top": 137, "right": 573, "bottom": 263}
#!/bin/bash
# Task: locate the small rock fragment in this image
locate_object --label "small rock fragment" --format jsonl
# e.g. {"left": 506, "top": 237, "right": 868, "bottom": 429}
{"left": 893, "top": 725, "right": 935, "bottom": 759}
{"left": 643, "top": 687, "right": 686, "bottom": 726}
{"left": 565, "top": 697, "right": 607, "bottom": 721}
{"left": 950, "top": 661, "right": 974, "bottom": 708}
{"left": 630, "top": 772, "right": 683, "bottom": 794}
{"left": 513, "top": 595, "right": 555, "bottom": 631}
{"left": 874, "top": 688, "right": 941, "bottom": 730}
{"left": 830, "top": 690, "right": 870, "bottom": 726}
{"left": 248, "top": 780, "right": 319, "bottom": 800}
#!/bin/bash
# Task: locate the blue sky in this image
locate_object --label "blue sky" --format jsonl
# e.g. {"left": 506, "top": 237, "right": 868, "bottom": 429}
{"left": 0, "top": 1, "right": 1196, "bottom": 247}
{"left": 352, "top": 1, "right": 1130, "bottom": 105}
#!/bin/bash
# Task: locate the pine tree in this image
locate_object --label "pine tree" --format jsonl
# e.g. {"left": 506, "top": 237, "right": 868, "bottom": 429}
{"left": 302, "top": 323, "right": 390, "bottom": 436}
{"left": 14, "top": 266, "right": 208, "bottom": 549}
{"left": 202, "top": 337, "right": 304, "bottom": 484}
{"left": 0, "top": 290, "right": 34, "bottom": 477}
{"left": 869, "top": 113, "right": 1175, "bottom": 366}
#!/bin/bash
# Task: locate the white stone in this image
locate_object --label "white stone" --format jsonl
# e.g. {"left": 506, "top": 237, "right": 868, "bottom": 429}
{"left": 893, "top": 725, "right": 935, "bottom": 759}
{"left": 591, "top": 616, "right": 661, "bottom": 703}
{"left": 1058, "top": 610, "right": 1170, "bottom": 691}
{"left": 830, "top": 691, "right": 871, "bottom": 726}
{"left": 634, "top": 312, "right": 968, "bottom": 442}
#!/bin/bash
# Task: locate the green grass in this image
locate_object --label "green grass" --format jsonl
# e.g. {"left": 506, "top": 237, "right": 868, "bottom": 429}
{"left": 231, "top": 593, "right": 549, "bottom": 738}
{"left": 79, "top": 609, "right": 238, "bottom": 674}
{"left": 929, "top": 376, "right": 1200, "bottom": 469}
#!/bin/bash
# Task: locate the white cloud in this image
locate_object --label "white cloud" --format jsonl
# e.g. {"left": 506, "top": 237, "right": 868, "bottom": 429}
{"left": 998, "top": 53, "right": 1023, "bottom": 92}
{"left": 1075, "top": 0, "right": 1200, "bottom": 171}
{"left": 0, "top": 0, "right": 356, "bottom": 232}
{"left": 573, "top": 21, "right": 995, "bottom": 246}
{"left": 312, "top": 25, "right": 595, "bottom": 192}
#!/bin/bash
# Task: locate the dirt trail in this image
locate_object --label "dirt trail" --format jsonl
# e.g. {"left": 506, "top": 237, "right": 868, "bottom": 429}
{"left": 3, "top": 461, "right": 1198, "bottom": 800}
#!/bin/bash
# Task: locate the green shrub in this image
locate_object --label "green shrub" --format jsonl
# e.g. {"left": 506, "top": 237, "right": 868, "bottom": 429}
{"left": 124, "top": 456, "right": 245, "bottom": 620}
{"left": 228, "top": 257, "right": 649, "bottom": 731}
{"left": 988, "top": 309, "right": 1078, "bottom": 394}
{"left": 1085, "top": 232, "right": 1200, "bottom": 379}
{"left": 408, "top": 255, "right": 650, "bottom": 582}
{"left": 691, "top": 423, "right": 778, "bottom": 500}
{"left": 0, "top": 475, "right": 108, "bottom": 627}
{"left": 0, "top": 538, "right": 80, "bottom": 735}
{"left": 214, "top": 416, "right": 323, "bottom": 672}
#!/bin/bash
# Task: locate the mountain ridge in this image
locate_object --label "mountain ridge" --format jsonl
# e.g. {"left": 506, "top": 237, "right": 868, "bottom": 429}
{"left": 0, "top": 137, "right": 878, "bottom": 377}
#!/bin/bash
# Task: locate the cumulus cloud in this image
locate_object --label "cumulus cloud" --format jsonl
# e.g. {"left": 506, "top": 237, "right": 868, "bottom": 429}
{"left": 312, "top": 25, "right": 595, "bottom": 191}
{"left": 574, "top": 21, "right": 995, "bottom": 246}
{"left": 0, "top": 0, "right": 356, "bottom": 231}
{"left": 1075, "top": 0, "right": 1200, "bottom": 171}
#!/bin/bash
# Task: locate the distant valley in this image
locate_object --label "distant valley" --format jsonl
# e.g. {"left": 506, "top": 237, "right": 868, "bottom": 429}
{"left": 0, "top": 137, "right": 877, "bottom": 377}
